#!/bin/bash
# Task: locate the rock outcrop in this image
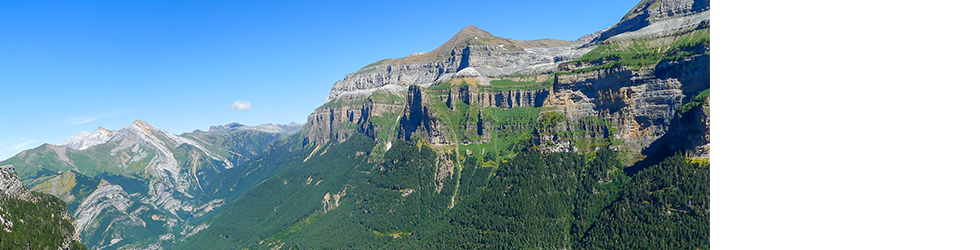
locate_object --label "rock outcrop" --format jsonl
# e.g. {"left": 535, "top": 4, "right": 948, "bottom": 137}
{"left": 398, "top": 86, "right": 449, "bottom": 145}
{"left": 1, "top": 165, "right": 87, "bottom": 250}
{"left": 439, "top": 86, "right": 550, "bottom": 110}
{"left": 548, "top": 54, "right": 708, "bottom": 155}
{"left": 592, "top": 0, "right": 710, "bottom": 43}
{"left": 305, "top": 92, "right": 404, "bottom": 145}
{"left": 0, "top": 165, "right": 28, "bottom": 200}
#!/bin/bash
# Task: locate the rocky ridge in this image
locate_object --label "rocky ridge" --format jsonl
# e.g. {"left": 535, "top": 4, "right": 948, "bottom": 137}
{"left": 0, "top": 165, "right": 28, "bottom": 199}
{"left": 194, "top": 122, "right": 302, "bottom": 135}
{"left": 326, "top": 26, "right": 594, "bottom": 102}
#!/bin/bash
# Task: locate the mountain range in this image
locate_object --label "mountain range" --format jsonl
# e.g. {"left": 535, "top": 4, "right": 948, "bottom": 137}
{"left": 1, "top": 121, "right": 301, "bottom": 248}
{"left": 1, "top": 0, "right": 709, "bottom": 249}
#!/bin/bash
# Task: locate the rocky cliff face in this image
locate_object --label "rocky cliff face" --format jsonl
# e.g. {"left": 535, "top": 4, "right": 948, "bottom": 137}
{"left": 0, "top": 165, "right": 28, "bottom": 199}
{"left": 1, "top": 165, "right": 87, "bottom": 250}
{"left": 305, "top": 93, "right": 405, "bottom": 145}
{"left": 326, "top": 26, "right": 593, "bottom": 102}
{"left": 398, "top": 86, "right": 449, "bottom": 145}
{"left": 592, "top": 0, "right": 710, "bottom": 43}
{"left": 309, "top": 0, "right": 709, "bottom": 163}
{"left": 548, "top": 54, "right": 709, "bottom": 156}
{"left": 441, "top": 86, "right": 550, "bottom": 110}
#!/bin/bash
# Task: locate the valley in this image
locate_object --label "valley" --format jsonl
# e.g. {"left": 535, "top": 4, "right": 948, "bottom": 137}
{"left": 1, "top": 0, "right": 709, "bottom": 249}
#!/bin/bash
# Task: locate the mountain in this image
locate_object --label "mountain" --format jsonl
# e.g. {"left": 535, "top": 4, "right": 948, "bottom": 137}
{"left": 1, "top": 165, "right": 88, "bottom": 250}
{"left": 1, "top": 120, "right": 301, "bottom": 249}
{"left": 180, "top": 0, "right": 709, "bottom": 249}
{"left": 308, "top": 0, "right": 708, "bottom": 164}
{"left": 61, "top": 127, "right": 114, "bottom": 151}
{"left": 324, "top": 25, "right": 594, "bottom": 102}
{"left": 192, "top": 122, "right": 302, "bottom": 135}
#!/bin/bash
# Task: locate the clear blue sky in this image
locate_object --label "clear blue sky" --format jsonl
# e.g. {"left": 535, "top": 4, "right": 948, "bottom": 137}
{"left": 0, "top": 0, "right": 639, "bottom": 160}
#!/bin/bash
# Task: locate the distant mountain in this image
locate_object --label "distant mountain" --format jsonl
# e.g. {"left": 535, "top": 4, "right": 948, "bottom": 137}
{"left": 1, "top": 165, "right": 88, "bottom": 250}
{"left": 2, "top": 120, "right": 301, "bottom": 249}
{"left": 180, "top": 0, "right": 710, "bottom": 249}
{"left": 61, "top": 127, "right": 114, "bottom": 151}
{"left": 193, "top": 122, "right": 302, "bottom": 135}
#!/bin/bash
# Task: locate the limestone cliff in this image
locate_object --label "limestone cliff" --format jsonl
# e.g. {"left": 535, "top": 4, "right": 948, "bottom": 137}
{"left": 592, "top": 0, "right": 710, "bottom": 44}
{"left": 326, "top": 26, "right": 593, "bottom": 102}
{"left": 398, "top": 86, "right": 449, "bottom": 145}
{"left": 308, "top": 0, "right": 710, "bottom": 164}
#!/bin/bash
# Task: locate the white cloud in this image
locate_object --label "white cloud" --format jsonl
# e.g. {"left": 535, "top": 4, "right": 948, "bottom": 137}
{"left": 229, "top": 101, "right": 253, "bottom": 111}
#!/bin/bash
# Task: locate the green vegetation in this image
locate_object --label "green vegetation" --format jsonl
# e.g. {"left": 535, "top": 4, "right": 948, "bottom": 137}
{"left": 369, "top": 90, "right": 406, "bottom": 104}
{"left": 385, "top": 148, "right": 630, "bottom": 249}
{"left": 678, "top": 88, "right": 710, "bottom": 117}
{"left": 360, "top": 59, "right": 389, "bottom": 69}
{"left": 486, "top": 77, "right": 552, "bottom": 91}
{"left": 320, "top": 96, "right": 368, "bottom": 109}
{"left": 582, "top": 154, "right": 710, "bottom": 249}
{"left": 0, "top": 192, "right": 88, "bottom": 250}
{"left": 175, "top": 123, "right": 709, "bottom": 249}
{"left": 176, "top": 134, "right": 380, "bottom": 249}
{"left": 559, "top": 28, "right": 710, "bottom": 75}
{"left": 428, "top": 75, "right": 553, "bottom": 92}
{"left": 425, "top": 81, "right": 455, "bottom": 91}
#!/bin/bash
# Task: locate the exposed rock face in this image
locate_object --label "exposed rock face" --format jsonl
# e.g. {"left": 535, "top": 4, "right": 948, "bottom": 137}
{"left": 326, "top": 26, "right": 594, "bottom": 102}
{"left": 310, "top": 1, "right": 710, "bottom": 162}
{"left": 1, "top": 165, "right": 86, "bottom": 250}
{"left": 304, "top": 94, "right": 404, "bottom": 145}
{"left": 0, "top": 165, "right": 28, "bottom": 199}
{"left": 547, "top": 54, "right": 709, "bottom": 155}
{"left": 399, "top": 86, "right": 449, "bottom": 145}
{"left": 441, "top": 86, "right": 550, "bottom": 110}
{"left": 689, "top": 96, "right": 710, "bottom": 158}
{"left": 592, "top": 0, "right": 710, "bottom": 43}
{"left": 306, "top": 102, "right": 368, "bottom": 145}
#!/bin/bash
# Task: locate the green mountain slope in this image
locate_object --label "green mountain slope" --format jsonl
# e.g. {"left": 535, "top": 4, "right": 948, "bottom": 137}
{"left": 179, "top": 0, "right": 710, "bottom": 249}
{"left": 178, "top": 132, "right": 709, "bottom": 249}
{"left": 1, "top": 121, "right": 301, "bottom": 249}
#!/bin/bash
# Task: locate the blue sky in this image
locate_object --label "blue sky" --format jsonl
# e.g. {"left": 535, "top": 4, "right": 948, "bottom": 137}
{"left": 0, "top": 0, "right": 639, "bottom": 160}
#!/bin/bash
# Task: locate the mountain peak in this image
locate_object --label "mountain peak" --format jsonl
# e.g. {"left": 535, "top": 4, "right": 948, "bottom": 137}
{"left": 61, "top": 126, "right": 115, "bottom": 150}
{"left": 456, "top": 25, "right": 493, "bottom": 39}
{"left": 132, "top": 119, "right": 156, "bottom": 130}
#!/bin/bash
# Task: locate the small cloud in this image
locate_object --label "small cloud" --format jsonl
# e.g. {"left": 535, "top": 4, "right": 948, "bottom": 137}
{"left": 229, "top": 101, "right": 253, "bottom": 111}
